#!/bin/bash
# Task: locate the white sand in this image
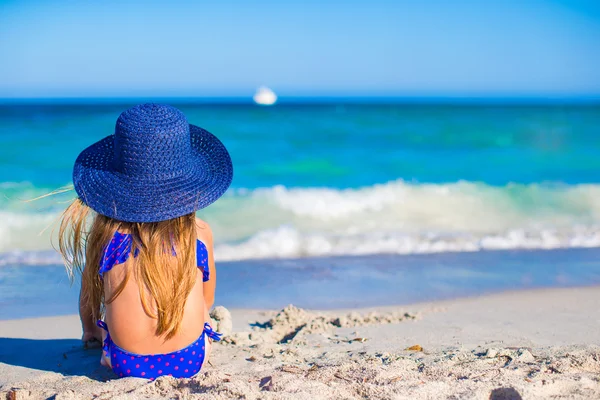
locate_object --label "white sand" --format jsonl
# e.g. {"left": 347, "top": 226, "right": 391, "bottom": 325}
{"left": 1, "top": 287, "right": 599, "bottom": 399}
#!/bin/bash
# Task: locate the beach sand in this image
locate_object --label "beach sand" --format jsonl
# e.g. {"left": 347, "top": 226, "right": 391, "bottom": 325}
{"left": 1, "top": 287, "right": 599, "bottom": 399}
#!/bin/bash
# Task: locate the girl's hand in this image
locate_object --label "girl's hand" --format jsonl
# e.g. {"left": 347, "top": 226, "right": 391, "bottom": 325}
{"left": 82, "top": 331, "right": 100, "bottom": 342}
{"left": 82, "top": 323, "right": 103, "bottom": 344}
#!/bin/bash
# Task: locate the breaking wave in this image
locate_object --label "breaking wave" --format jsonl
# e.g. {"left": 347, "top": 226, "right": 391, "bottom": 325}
{"left": 2, "top": 179, "right": 600, "bottom": 264}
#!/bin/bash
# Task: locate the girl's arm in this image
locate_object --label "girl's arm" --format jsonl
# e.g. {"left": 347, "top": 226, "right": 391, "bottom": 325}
{"left": 196, "top": 218, "right": 216, "bottom": 310}
{"left": 80, "top": 275, "right": 102, "bottom": 342}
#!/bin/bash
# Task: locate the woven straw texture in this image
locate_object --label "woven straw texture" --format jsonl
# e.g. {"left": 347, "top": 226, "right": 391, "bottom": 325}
{"left": 73, "top": 104, "right": 233, "bottom": 222}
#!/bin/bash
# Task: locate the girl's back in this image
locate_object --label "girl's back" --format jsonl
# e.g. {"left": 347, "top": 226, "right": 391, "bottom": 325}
{"left": 103, "top": 218, "right": 213, "bottom": 355}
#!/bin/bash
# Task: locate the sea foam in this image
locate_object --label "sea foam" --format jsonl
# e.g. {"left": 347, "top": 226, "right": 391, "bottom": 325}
{"left": 2, "top": 179, "right": 600, "bottom": 264}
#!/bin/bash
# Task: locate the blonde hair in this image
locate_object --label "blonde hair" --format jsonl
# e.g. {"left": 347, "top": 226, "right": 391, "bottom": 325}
{"left": 58, "top": 198, "right": 197, "bottom": 339}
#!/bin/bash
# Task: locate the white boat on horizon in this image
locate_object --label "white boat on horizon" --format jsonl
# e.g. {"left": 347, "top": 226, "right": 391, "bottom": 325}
{"left": 253, "top": 86, "right": 277, "bottom": 106}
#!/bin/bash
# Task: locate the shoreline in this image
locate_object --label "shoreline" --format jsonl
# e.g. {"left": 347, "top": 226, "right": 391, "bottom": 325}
{"left": 2, "top": 283, "right": 600, "bottom": 324}
{"left": 3, "top": 246, "right": 600, "bottom": 321}
{"left": 1, "top": 286, "right": 599, "bottom": 399}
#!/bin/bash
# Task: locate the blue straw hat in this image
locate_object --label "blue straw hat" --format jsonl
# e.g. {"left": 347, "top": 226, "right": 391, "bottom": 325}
{"left": 73, "top": 103, "right": 233, "bottom": 222}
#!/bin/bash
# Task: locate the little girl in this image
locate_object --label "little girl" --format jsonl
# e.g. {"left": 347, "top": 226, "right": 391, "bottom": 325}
{"left": 58, "top": 103, "right": 233, "bottom": 380}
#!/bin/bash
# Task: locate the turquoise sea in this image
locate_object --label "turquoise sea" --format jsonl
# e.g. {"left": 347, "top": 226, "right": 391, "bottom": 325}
{"left": 1, "top": 100, "right": 600, "bottom": 318}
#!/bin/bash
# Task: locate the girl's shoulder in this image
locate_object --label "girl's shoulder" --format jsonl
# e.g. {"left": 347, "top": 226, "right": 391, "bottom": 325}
{"left": 194, "top": 217, "right": 213, "bottom": 245}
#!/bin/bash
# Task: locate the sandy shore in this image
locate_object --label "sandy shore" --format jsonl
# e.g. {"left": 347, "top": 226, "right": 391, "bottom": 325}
{"left": 1, "top": 287, "right": 599, "bottom": 399}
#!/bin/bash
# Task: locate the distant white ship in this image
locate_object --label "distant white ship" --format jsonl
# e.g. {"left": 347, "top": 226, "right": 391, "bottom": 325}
{"left": 253, "top": 86, "right": 277, "bottom": 106}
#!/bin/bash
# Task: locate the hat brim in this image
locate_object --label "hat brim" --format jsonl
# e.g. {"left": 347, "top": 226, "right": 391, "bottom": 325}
{"left": 73, "top": 125, "right": 233, "bottom": 222}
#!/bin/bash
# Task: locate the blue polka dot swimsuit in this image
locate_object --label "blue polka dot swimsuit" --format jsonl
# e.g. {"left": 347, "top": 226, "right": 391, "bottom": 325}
{"left": 96, "top": 231, "right": 222, "bottom": 380}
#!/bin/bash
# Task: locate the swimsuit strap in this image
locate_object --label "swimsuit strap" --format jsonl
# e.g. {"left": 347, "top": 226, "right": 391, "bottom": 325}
{"left": 99, "top": 231, "right": 211, "bottom": 282}
{"left": 196, "top": 240, "right": 210, "bottom": 282}
{"left": 203, "top": 322, "right": 223, "bottom": 341}
{"left": 96, "top": 320, "right": 111, "bottom": 354}
{"left": 99, "top": 232, "right": 133, "bottom": 278}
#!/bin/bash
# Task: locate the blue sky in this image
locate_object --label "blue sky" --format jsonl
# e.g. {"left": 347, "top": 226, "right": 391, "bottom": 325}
{"left": 0, "top": 0, "right": 599, "bottom": 98}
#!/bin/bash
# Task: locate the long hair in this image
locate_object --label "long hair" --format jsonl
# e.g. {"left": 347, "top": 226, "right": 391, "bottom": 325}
{"left": 58, "top": 198, "right": 197, "bottom": 340}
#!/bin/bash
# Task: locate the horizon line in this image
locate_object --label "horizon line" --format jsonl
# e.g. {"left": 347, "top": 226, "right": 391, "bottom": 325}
{"left": 1, "top": 94, "right": 600, "bottom": 106}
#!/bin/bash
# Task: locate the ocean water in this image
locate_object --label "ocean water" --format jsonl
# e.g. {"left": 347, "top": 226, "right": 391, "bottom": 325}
{"left": 1, "top": 101, "right": 600, "bottom": 317}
